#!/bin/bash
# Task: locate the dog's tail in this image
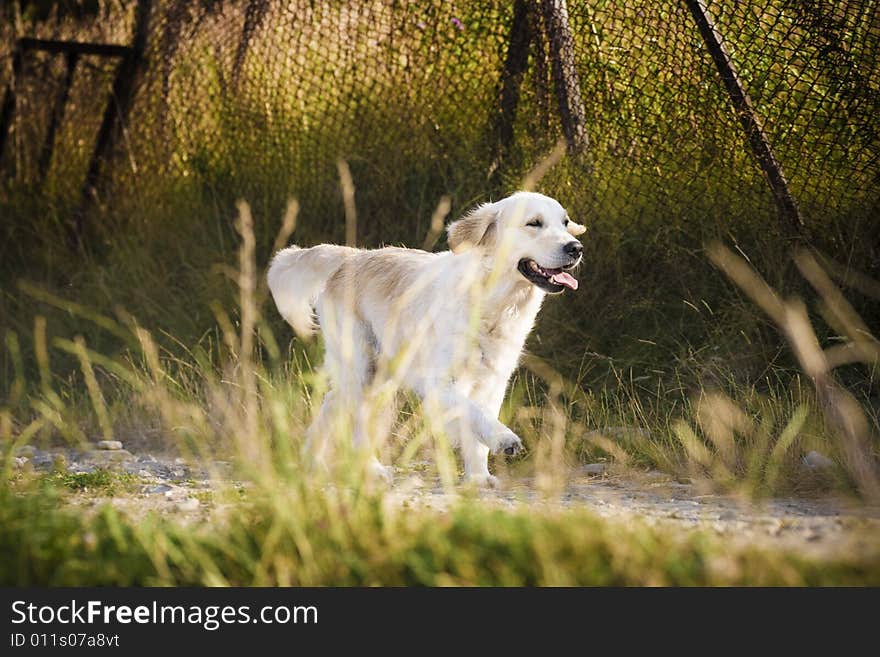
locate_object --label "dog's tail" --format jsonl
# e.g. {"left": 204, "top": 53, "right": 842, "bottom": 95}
{"left": 267, "top": 244, "right": 357, "bottom": 338}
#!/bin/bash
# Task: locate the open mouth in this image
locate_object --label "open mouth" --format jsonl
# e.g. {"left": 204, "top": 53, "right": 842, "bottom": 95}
{"left": 517, "top": 258, "right": 579, "bottom": 293}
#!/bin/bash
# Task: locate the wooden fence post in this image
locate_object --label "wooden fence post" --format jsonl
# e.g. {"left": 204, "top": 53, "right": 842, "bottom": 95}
{"left": 0, "top": 44, "right": 24, "bottom": 174}
{"left": 540, "top": 0, "right": 589, "bottom": 154}
{"left": 488, "top": 0, "right": 534, "bottom": 179}
{"left": 76, "top": 0, "right": 153, "bottom": 244}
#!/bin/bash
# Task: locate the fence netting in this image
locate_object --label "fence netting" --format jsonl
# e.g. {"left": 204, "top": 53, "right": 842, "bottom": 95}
{"left": 1, "top": 0, "right": 878, "bottom": 248}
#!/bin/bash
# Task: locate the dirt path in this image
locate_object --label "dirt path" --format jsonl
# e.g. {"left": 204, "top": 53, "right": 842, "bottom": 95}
{"left": 14, "top": 445, "right": 880, "bottom": 560}
{"left": 383, "top": 465, "right": 880, "bottom": 559}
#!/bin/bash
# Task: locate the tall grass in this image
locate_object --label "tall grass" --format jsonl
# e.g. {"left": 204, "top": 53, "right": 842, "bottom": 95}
{"left": 2, "top": 165, "right": 879, "bottom": 494}
{"left": 1, "top": 187, "right": 879, "bottom": 585}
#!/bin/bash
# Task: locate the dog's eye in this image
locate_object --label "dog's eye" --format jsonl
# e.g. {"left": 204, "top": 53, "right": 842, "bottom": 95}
{"left": 564, "top": 219, "right": 570, "bottom": 227}
{"left": 526, "top": 218, "right": 543, "bottom": 228}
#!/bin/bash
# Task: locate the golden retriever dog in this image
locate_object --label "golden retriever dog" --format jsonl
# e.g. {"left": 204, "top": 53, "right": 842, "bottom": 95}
{"left": 268, "top": 191, "right": 585, "bottom": 487}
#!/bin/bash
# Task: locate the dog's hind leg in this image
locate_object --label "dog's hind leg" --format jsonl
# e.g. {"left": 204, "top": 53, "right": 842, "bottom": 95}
{"left": 304, "top": 389, "right": 339, "bottom": 469}
{"left": 318, "top": 302, "right": 393, "bottom": 484}
{"left": 352, "top": 385, "right": 397, "bottom": 484}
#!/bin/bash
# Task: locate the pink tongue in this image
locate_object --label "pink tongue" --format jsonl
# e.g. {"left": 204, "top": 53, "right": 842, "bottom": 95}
{"left": 550, "top": 271, "right": 578, "bottom": 290}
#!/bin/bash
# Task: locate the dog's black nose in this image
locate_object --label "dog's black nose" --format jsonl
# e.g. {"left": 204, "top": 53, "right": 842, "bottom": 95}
{"left": 563, "top": 242, "right": 583, "bottom": 258}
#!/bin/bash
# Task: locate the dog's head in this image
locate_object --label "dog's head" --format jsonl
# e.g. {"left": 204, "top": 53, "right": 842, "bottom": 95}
{"left": 447, "top": 191, "right": 585, "bottom": 294}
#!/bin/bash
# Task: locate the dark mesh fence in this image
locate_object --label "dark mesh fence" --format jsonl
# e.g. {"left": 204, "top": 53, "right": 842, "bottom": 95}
{"left": 1, "top": 0, "right": 878, "bottom": 247}
{"left": 716, "top": 1, "right": 880, "bottom": 215}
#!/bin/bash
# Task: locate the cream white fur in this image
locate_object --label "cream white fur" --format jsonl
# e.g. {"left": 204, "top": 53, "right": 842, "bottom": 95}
{"left": 267, "top": 191, "right": 584, "bottom": 487}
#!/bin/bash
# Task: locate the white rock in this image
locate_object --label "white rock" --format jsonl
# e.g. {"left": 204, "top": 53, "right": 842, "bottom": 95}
{"left": 803, "top": 450, "right": 834, "bottom": 470}
{"left": 96, "top": 440, "right": 123, "bottom": 451}
{"left": 12, "top": 456, "right": 28, "bottom": 469}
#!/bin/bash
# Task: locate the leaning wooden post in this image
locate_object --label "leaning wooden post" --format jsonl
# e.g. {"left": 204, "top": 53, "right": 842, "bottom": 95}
{"left": 488, "top": 0, "right": 534, "bottom": 180}
{"left": 232, "top": 0, "right": 270, "bottom": 87}
{"left": 540, "top": 0, "right": 589, "bottom": 154}
{"left": 684, "top": 0, "right": 804, "bottom": 237}
{"left": 76, "top": 0, "right": 152, "bottom": 245}
{"left": 160, "top": 0, "right": 188, "bottom": 118}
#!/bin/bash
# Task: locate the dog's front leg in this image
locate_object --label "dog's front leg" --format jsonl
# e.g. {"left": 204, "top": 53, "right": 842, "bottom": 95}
{"left": 460, "top": 439, "right": 495, "bottom": 488}
{"left": 422, "top": 386, "right": 523, "bottom": 487}
{"left": 460, "top": 383, "right": 512, "bottom": 487}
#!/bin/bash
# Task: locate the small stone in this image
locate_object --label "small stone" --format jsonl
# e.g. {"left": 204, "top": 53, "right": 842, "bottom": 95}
{"left": 96, "top": 440, "right": 123, "bottom": 451}
{"left": 12, "top": 456, "right": 28, "bottom": 470}
{"left": 177, "top": 497, "right": 200, "bottom": 512}
{"left": 583, "top": 463, "right": 607, "bottom": 476}
{"left": 803, "top": 450, "right": 834, "bottom": 470}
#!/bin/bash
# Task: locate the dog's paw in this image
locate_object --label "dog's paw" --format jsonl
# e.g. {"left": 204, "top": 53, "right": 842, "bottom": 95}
{"left": 491, "top": 429, "right": 524, "bottom": 457}
{"left": 464, "top": 473, "right": 501, "bottom": 489}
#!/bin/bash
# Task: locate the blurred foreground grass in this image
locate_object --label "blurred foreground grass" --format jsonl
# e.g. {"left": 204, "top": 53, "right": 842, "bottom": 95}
{"left": 2, "top": 468, "right": 879, "bottom": 586}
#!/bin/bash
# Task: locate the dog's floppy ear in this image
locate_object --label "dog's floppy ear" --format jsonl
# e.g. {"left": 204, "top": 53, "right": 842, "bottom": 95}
{"left": 447, "top": 203, "right": 498, "bottom": 253}
{"left": 567, "top": 220, "right": 587, "bottom": 236}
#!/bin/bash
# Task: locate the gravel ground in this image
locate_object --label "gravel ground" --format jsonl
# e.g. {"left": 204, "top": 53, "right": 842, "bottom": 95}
{"left": 13, "top": 443, "right": 880, "bottom": 560}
